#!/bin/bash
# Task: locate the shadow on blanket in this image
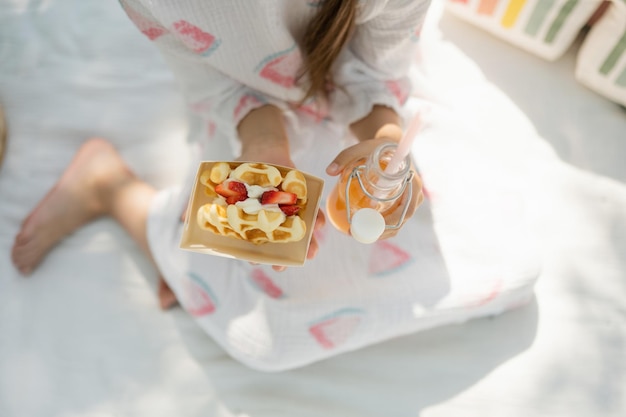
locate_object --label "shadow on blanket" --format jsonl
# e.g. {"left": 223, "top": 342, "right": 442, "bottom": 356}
{"left": 0, "top": 1, "right": 544, "bottom": 416}
{"left": 171, "top": 299, "right": 538, "bottom": 416}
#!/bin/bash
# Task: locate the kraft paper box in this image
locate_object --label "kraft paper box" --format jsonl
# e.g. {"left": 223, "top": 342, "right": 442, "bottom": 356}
{"left": 180, "top": 161, "right": 324, "bottom": 267}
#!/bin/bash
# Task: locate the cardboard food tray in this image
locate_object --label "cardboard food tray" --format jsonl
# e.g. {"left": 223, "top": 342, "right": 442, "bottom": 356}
{"left": 180, "top": 161, "right": 324, "bottom": 266}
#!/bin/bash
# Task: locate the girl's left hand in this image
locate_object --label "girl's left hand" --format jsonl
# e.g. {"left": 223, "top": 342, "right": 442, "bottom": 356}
{"left": 325, "top": 138, "right": 424, "bottom": 240}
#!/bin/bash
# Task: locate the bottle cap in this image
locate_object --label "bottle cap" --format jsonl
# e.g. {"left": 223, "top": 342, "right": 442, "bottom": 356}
{"left": 350, "top": 208, "right": 385, "bottom": 244}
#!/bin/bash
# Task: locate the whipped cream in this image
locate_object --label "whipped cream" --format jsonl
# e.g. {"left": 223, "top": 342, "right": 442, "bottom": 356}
{"left": 235, "top": 198, "right": 282, "bottom": 214}
{"left": 245, "top": 184, "right": 275, "bottom": 199}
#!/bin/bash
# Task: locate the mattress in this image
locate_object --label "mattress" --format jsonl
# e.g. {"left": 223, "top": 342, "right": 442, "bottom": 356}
{"left": 0, "top": 1, "right": 625, "bottom": 416}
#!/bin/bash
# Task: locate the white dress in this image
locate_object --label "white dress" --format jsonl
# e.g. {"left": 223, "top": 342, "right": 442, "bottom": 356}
{"left": 121, "top": 0, "right": 540, "bottom": 371}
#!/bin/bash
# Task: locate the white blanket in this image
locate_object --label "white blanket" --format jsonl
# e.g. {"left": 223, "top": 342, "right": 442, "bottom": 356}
{"left": 1, "top": 1, "right": 625, "bottom": 416}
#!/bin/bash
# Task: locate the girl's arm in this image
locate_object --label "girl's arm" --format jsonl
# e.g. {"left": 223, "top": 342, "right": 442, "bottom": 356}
{"left": 349, "top": 104, "right": 403, "bottom": 143}
{"left": 237, "top": 104, "right": 293, "bottom": 167}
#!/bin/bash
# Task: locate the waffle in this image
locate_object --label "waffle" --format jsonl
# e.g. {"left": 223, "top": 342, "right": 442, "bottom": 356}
{"left": 197, "top": 162, "right": 308, "bottom": 244}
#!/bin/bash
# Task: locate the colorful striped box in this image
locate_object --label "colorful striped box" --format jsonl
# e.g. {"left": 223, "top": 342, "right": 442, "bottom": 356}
{"left": 446, "top": 0, "right": 604, "bottom": 60}
{"left": 576, "top": 1, "right": 626, "bottom": 106}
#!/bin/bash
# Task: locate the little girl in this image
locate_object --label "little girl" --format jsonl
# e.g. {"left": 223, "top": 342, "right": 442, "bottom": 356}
{"left": 11, "top": 0, "right": 539, "bottom": 371}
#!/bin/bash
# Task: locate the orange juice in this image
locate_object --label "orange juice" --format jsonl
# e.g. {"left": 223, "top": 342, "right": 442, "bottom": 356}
{"left": 326, "top": 143, "right": 412, "bottom": 239}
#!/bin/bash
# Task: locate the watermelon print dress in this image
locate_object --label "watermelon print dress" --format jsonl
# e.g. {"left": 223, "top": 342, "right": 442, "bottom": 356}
{"left": 120, "top": 0, "right": 540, "bottom": 371}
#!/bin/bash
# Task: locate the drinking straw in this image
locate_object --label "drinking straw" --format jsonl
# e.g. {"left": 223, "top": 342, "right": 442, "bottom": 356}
{"left": 383, "top": 111, "right": 422, "bottom": 175}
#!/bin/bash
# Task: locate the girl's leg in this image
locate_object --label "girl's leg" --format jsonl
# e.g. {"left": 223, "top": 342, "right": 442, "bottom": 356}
{"left": 158, "top": 277, "right": 178, "bottom": 309}
{"left": 11, "top": 138, "right": 156, "bottom": 274}
{"left": 0, "top": 105, "right": 7, "bottom": 169}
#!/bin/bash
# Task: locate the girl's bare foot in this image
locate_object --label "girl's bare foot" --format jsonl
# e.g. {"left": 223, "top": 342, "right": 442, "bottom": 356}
{"left": 11, "top": 138, "right": 134, "bottom": 275}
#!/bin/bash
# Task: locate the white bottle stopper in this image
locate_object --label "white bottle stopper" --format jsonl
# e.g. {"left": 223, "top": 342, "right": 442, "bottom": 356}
{"left": 350, "top": 208, "right": 385, "bottom": 244}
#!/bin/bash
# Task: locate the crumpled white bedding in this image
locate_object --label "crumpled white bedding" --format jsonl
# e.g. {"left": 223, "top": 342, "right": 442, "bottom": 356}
{"left": 0, "top": 1, "right": 625, "bottom": 416}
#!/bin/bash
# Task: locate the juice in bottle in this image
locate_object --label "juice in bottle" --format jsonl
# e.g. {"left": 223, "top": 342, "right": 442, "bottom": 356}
{"left": 326, "top": 142, "right": 413, "bottom": 243}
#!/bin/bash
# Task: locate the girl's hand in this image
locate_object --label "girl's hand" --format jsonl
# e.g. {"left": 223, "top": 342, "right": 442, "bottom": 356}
{"left": 325, "top": 138, "right": 424, "bottom": 240}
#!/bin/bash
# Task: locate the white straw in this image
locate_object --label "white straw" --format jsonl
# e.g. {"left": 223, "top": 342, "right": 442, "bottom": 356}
{"left": 384, "top": 112, "right": 422, "bottom": 175}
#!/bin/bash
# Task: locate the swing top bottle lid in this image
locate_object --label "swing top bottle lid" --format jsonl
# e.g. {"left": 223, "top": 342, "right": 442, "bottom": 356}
{"left": 350, "top": 208, "right": 386, "bottom": 244}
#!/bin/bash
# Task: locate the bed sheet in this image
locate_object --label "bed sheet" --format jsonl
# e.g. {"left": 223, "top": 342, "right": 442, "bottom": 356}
{"left": 0, "top": 1, "right": 625, "bottom": 416}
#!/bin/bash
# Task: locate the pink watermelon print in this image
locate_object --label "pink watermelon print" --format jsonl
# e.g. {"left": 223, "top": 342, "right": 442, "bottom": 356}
{"left": 207, "top": 121, "right": 216, "bottom": 141}
{"left": 172, "top": 20, "right": 221, "bottom": 56}
{"left": 411, "top": 24, "right": 423, "bottom": 43}
{"left": 256, "top": 45, "right": 302, "bottom": 88}
{"left": 468, "top": 278, "right": 503, "bottom": 307}
{"left": 189, "top": 100, "right": 212, "bottom": 115}
{"left": 184, "top": 272, "right": 218, "bottom": 317}
{"left": 250, "top": 268, "right": 284, "bottom": 299}
{"left": 234, "top": 93, "right": 266, "bottom": 120}
{"left": 121, "top": 3, "right": 167, "bottom": 40}
{"left": 368, "top": 241, "right": 413, "bottom": 276}
{"left": 309, "top": 308, "right": 364, "bottom": 349}
{"left": 296, "top": 98, "right": 330, "bottom": 123}
{"left": 385, "top": 79, "right": 410, "bottom": 106}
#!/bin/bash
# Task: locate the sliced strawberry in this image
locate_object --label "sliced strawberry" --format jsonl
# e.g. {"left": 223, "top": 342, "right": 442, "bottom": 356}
{"left": 279, "top": 204, "right": 300, "bottom": 216}
{"left": 226, "top": 195, "right": 247, "bottom": 205}
{"left": 215, "top": 181, "right": 247, "bottom": 204}
{"left": 261, "top": 190, "right": 297, "bottom": 205}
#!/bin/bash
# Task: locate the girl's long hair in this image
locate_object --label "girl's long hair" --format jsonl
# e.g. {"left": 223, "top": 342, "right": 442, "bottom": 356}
{"left": 299, "top": 0, "right": 358, "bottom": 102}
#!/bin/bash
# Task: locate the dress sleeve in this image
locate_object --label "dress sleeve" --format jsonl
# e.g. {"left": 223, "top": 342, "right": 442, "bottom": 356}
{"left": 162, "top": 53, "right": 290, "bottom": 155}
{"left": 119, "top": 0, "right": 290, "bottom": 156}
{"left": 329, "top": 0, "right": 431, "bottom": 127}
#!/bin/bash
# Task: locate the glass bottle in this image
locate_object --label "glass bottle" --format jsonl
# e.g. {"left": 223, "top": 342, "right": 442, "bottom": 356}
{"left": 326, "top": 142, "right": 414, "bottom": 243}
